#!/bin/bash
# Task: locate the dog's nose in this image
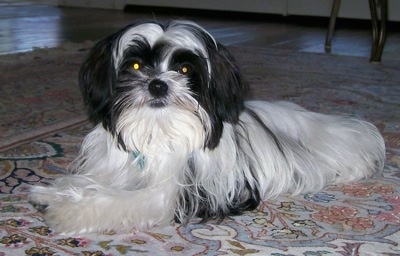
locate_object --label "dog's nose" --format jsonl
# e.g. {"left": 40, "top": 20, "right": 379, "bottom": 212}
{"left": 148, "top": 80, "right": 168, "bottom": 98}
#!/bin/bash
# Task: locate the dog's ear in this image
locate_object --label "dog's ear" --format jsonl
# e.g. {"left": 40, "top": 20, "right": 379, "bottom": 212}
{"left": 203, "top": 42, "right": 249, "bottom": 149}
{"left": 79, "top": 35, "right": 116, "bottom": 127}
{"left": 207, "top": 43, "right": 248, "bottom": 123}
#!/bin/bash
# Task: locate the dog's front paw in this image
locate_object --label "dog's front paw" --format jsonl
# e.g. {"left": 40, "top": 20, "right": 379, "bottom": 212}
{"left": 29, "top": 184, "right": 172, "bottom": 233}
{"left": 43, "top": 202, "right": 100, "bottom": 234}
{"left": 30, "top": 186, "right": 106, "bottom": 234}
{"left": 29, "top": 185, "right": 59, "bottom": 206}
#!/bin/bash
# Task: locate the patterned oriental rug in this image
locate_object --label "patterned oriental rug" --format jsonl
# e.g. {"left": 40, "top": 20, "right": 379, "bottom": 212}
{"left": 0, "top": 43, "right": 399, "bottom": 255}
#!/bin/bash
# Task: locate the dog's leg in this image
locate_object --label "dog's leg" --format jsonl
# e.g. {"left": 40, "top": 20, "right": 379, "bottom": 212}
{"left": 30, "top": 178, "right": 177, "bottom": 234}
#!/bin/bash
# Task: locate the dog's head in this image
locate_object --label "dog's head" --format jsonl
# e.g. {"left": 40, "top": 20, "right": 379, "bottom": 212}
{"left": 80, "top": 20, "right": 248, "bottom": 151}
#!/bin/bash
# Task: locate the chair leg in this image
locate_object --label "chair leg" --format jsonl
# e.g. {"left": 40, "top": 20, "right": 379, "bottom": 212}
{"left": 325, "top": 0, "right": 341, "bottom": 52}
{"left": 369, "top": 0, "right": 388, "bottom": 62}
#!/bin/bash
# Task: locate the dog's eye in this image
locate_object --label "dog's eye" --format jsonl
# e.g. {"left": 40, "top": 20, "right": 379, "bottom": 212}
{"left": 179, "top": 65, "right": 192, "bottom": 75}
{"left": 131, "top": 61, "right": 141, "bottom": 70}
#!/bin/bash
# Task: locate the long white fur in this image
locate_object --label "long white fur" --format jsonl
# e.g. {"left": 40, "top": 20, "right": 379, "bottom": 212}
{"left": 29, "top": 20, "right": 386, "bottom": 234}
{"left": 30, "top": 101, "right": 385, "bottom": 234}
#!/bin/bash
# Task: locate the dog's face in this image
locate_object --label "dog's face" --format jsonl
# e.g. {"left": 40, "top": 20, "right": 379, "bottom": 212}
{"left": 79, "top": 21, "right": 248, "bottom": 151}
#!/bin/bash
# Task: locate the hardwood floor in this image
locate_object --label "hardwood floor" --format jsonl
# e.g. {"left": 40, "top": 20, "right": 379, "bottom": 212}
{"left": 1, "top": 1, "right": 399, "bottom": 60}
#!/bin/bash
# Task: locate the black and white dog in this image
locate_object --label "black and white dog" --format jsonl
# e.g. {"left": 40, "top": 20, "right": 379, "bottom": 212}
{"left": 30, "top": 20, "right": 385, "bottom": 234}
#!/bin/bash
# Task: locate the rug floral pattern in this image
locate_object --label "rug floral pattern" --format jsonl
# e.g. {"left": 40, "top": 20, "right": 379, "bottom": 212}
{"left": 1, "top": 45, "right": 400, "bottom": 255}
{"left": 0, "top": 127, "right": 399, "bottom": 255}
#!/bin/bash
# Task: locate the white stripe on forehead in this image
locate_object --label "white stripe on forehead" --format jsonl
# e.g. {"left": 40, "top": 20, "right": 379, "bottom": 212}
{"left": 113, "top": 21, "right": 217, "bottom": 76}
{"left": 113, "top": 23, "right": 164, "bottom": 67}
{"left": 164, "top": 21, "right": 217, "bottom": 55}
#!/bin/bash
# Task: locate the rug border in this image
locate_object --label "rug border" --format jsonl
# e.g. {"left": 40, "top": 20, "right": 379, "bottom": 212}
{"left": 0, "top": 115, "right": 89, "bottom": 152}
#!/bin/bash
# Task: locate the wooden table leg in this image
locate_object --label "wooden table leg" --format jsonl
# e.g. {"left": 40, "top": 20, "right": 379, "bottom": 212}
{"left": 325, "top": 0, "right": 341, "bottom": 52}
{"left": 369, "top": 0, "right": 388, "bottom": 62}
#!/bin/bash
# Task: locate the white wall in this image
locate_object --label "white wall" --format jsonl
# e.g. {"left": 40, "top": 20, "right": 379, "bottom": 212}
{"left": 58, "top": 0, "right": 400, "bottom": 21}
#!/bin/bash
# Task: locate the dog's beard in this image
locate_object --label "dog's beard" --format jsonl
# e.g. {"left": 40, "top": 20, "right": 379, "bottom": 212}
{"left": 116, "top": 105, "right": 210, "bottom": 156}
{"left": 114, "top": 73, "right": 211, "bottom": 155}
